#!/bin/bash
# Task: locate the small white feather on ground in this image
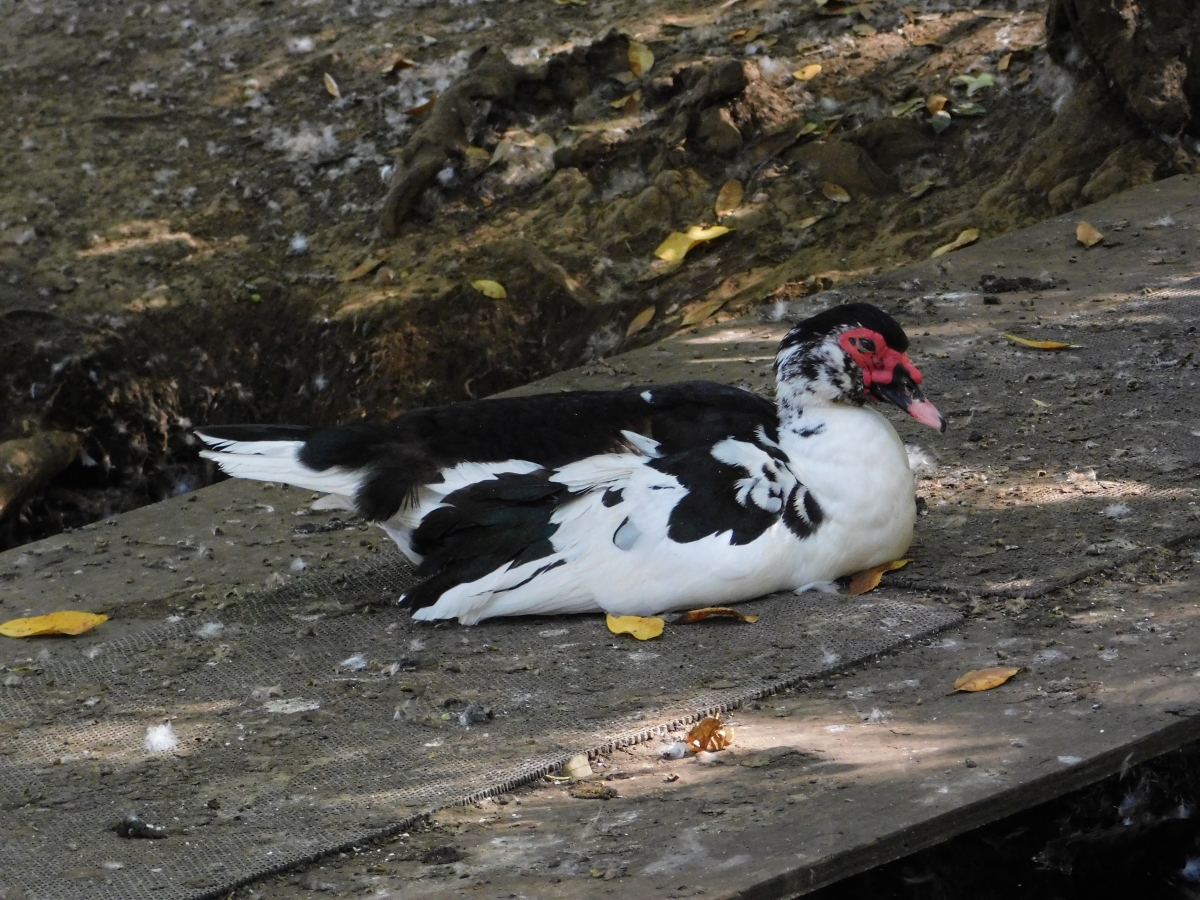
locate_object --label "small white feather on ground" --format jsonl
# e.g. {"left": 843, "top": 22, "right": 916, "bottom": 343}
{"left": 906, "top": 444, "right": 938, "bottom": 475}
{"left": 144, "top": 722, "right": 178, "bottom": 753}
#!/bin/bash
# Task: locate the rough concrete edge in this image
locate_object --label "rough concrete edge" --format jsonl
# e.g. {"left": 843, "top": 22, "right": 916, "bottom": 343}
{"left": 736, "top": 712, "right": 1200, "bottom": 900}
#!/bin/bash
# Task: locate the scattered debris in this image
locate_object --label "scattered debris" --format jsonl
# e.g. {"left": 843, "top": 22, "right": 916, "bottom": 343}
{"left": 114, "top": 814, "right": 168, "bottom": 839}
{"left": 570, "top": 781, "right": 618, "bottom": 800}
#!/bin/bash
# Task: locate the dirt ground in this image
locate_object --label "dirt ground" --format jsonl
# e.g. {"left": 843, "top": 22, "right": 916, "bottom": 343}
{"left": 1, "top": 0, "right": 1193, "bottom": 550}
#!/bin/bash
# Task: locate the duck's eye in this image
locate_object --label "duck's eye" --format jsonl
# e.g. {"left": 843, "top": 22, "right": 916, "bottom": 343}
{"left": 857, "top": 337, "right": 876, "bottom": 353}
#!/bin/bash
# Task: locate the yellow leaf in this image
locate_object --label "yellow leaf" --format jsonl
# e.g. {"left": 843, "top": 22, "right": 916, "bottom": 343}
{"left": 931, "top": 227, "right": 980, "bottom": 257}
{"left": 323, "top": 72, "right": 341, "bottom": 99}
{"left": 653, "top": 224, "right": 732, "bottom": 263}
{"left": 926, "top": 94, "right": 948, "bottom": 113}
{"left": 1002, "top": 333, "right": 1074, "bottom": 351}
{"left": 822, "top": 182, "right": 851, "bottom": 203}
{"left": 625, "top": 305, "right": 656, "bottom": 338}
{"left": 628, "top": 41, "right": 654, "bottom": 78}
{"left": 464, "top": 146, "right": 492, "bottom": 160}
{"left": 795, "top": 215, "right": 822, "bottom": 229}
{"left": 1032, "top": 398, "right": 1051, "bottom": 408}
{"left": 675, "top": 606, "right": 760, "bottom": 624}
{"left": 0, "top": 610, "right": 108, "bottom": 638}
{"left": 606, "top": 613, "right": 664, "bottom": 641}
{"left": 685, "top": 716, "right": 734, "bottom": 752}
{"left": 336, "top": 256, "right": 386, "bottom": 283}
{"left": 608, "top": 89, "right": 641, "bottom": 110}
{"left": 847, "top": 558, "right": 910, "bottom": 596}
{"left": 1076, "top": 221, "right": 1104, "bottom": 248}
{"left": 471, "top": 279, "right": 507, "bottom": 299}
{"left": 715, "top": 179, "right": 744, "bottom": 217}
{"left": 799, "top": 121, "right": 820, "bottom": 135}
{"left": 794, "top": 63, "right": 823, "bottom": 81}
{"left": 681, "top": 297, "right": 727, "bottom": 326}
{"left": 953, "top": 666, "right": 1019, "bottom": 692}
{"left": 729, "top": 25, "right": 763, "bottom": 44}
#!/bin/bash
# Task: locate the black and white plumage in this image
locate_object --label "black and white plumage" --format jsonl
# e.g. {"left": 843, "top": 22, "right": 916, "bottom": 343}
{"left": 196, "top": 303, "right": 944, "bottom": 624}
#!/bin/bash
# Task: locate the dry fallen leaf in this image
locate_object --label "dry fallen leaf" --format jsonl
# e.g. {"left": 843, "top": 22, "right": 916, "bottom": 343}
{"left": 470, "top": 279, "right": 507, "bottom": 299}
{"left": 336, "top": 256, "right": 386, "bottom": 283}
{"left": 847, "top": 559, "right": 910, "bottom": 596}
{"left": 405, "top": 94, "right": 437, "bottom": 116}
{"left": 1002, "top": 333, "right": 1074, "bottom": 351}
{"left": 715, "top": 179, "right": 744, "bottom": 217}
{"left": 794, "top": 63, "right": 823, "bottom": 81}
{"left": 464, "top": 146, "right": 491, "bottom": 161}
{"left": 323, "top": 72, "right": 341, "bottom": 99}
{"left": 381, "top": 56, "right": 417, "bottom": 75}
{"left": 729, "top": 25, "right": 764, "bottom": 43}
{"left": 685, "top": 716, "right": 734, "bottom": 752}
{"left": 653, "top": 224, "right": 732, "bottom": 264}
{"left": 675, "top": 606, "right": 760, "bottom": 624}
{"left": 906, "top": 178, "right": 936, "bottom": 200}
{"left": 0, "top": 610, "right": 108, "bottom": 638}
{"left": 853, "top": 22, "right": 877, "bottom": 36}
{"left": 608, "top": 89, "right": 641, "bottom": 111}
{"left": 926, "top": 94, "right": 948, "bottom": 113}
{"left": 822, "top": 182, "right": 851, "bottom": 203}
{"left": 951, "top": 72, "right": 994, "bottom": 96}
{"left": 1032, "top": 398, "right": 1051, "bottom": 408}
{"left": 953, "top": 666, "right": 1020, "bottom": 693}
{"left": 681, "top": 297, "right": 728, "bottom": 326}
{"left": 891, "top": 97, "right": 924, "bottom": 117}
{"left": 625, "top": 305, "right": 656, "bottom": 338}
{"left": 931, "top": 227, "right": 980, "bottom": 257}
{"left": 1076, "top": 221, "right": 1104, "bottom": 248}
{"left": 1014, "top": 68, "right": 1033, "bottom": 85}
{"left": 628, "top": 41, "right": 655, "bottom": 77}
{"left": 795, "top": 215, "right": 822, "bottom": 229}
{"left": 606, "top": 613, "right": 664, "bottom": 640}
{"left": 998, "top": 52, "right": 1012, "bottom": 72}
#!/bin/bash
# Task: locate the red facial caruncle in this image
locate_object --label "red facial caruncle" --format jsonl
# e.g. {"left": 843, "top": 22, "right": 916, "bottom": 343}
{"left": 837, "top": 327, "right": 923, "bottom": 389}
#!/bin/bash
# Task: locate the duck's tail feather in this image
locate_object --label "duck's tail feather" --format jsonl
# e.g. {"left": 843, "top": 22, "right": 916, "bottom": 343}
{"left": 196, "top": 425, "right": 366, "bottom": 502}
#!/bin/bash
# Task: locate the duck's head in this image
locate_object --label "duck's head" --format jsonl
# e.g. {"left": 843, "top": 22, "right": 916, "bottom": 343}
{"left": 774, "top": 302, "right": 945, "bottom": 432}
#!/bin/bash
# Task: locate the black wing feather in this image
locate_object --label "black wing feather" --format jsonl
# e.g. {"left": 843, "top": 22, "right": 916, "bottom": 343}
{"left": 288, "top": 380, "right": 779, "bottom": 521}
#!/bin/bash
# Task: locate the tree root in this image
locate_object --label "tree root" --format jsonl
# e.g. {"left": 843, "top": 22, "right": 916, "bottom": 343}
{"left": 380, "top": 46, "right": 544, "bottom": 238}
{"left": 0, "top": 432, "right": 81, "bottom": 522}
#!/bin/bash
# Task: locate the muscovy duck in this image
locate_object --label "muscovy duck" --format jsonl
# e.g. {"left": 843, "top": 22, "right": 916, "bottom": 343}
{"left": 197, "top": 303, "right": 944, "bottom": 624}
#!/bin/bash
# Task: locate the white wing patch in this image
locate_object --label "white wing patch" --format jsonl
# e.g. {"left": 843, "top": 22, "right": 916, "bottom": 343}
{"left": 710, "top": 438, "right": 799, "bottom": 515}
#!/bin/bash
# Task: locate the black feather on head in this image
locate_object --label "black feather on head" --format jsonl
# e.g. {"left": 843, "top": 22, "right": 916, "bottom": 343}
{"left": 778, "top": 303, "right": 910, "bottom": 352}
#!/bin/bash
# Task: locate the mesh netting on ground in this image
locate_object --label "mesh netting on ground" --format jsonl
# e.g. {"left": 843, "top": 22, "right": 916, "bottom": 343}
{"left": 5, "top": 277, "right": 1200, "bottom": 900}
{"left": 0, "top": 550, "right": 959, "bottom": 900}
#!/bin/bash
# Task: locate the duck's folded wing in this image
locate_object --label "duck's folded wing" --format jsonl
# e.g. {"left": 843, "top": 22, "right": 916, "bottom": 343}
{"left": 197, "top": 381, "right": 779, "bottom": 520}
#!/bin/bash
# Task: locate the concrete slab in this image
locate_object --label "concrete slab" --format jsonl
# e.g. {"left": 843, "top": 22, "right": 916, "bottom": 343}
{"left": 4, "top": 175, "right": 1200, "bottom": 900}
